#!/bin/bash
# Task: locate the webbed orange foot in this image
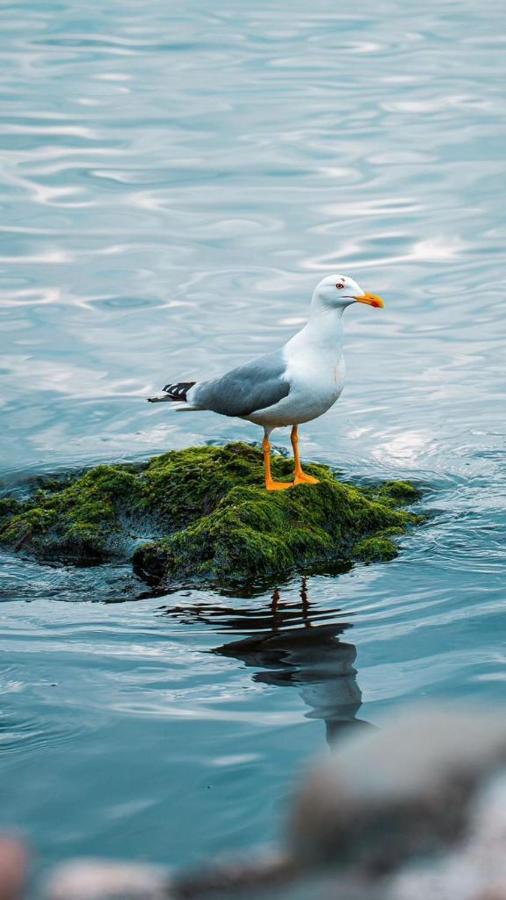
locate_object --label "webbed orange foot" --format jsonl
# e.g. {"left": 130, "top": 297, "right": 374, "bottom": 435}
{"left": 293, "top": 472, "right": 319, "bottom": 486}
{"left": 266, "top": 479, "right": 293, "bottom": 492}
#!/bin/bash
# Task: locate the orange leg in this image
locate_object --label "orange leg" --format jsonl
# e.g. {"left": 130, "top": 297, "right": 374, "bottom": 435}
{"left": 291, "top": 425, "right": 319, "bottom": 486}
{"left": 263, "top": 435, "right": 292, "bottom": 491}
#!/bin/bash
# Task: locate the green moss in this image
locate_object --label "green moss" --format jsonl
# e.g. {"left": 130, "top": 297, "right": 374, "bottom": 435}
{"left": 0, "top": 443, "right": 422, "bottom": 587}
{"left": 0, "top": 464, "right": 143, "bottom": 562}
{"left": 0, "top": 497, "right": 23, "bottom": 517}
{"left": 352, "top": 535, "right": 399, "bottom": 563}
{"left": 372, "top": 480, "right": 422, "bottom": 505}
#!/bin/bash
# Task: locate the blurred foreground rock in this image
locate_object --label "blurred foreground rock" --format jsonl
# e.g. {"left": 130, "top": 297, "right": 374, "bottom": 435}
{"left": 290, "top": 706, "right": 506, "bottom": 873}
{"left": 6, "top": 706, "right": 505, "bottom": 900}
{"left": 45, "top": 860, "right": 171, "bottom": 900}
{"left": 0, "top": 838, "right": 27, "bottom": 900}
{"left": 387, "top": 774, "right": 506, "bottom": 900}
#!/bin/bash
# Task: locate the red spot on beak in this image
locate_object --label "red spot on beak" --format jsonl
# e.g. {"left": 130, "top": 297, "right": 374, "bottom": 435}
{"left": 353, "top": 292, "right": 385, "bottom": 309}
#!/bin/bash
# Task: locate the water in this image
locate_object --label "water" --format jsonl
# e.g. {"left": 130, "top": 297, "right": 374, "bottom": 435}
{"left": 1, "top": 0, "right": 505, "bottom": 873}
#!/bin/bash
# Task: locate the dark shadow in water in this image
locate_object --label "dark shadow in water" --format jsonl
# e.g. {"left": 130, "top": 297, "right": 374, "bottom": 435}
{"left": 163, "top": 578, "right": 370, "bottom": 745}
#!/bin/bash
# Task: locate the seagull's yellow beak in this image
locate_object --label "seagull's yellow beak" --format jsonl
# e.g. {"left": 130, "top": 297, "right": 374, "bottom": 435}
{"left": 353, "top": 292, "right": 385, "bottom": 309}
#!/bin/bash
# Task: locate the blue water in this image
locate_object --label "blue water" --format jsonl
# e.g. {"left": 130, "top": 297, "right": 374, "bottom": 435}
{"left": 0, "top": 0, "right": 505, "bottom": 873}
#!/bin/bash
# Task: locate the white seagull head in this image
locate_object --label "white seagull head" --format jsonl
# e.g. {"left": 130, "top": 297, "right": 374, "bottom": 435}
{"left": 313, "top": 274, "right": 385, "bottom": 312}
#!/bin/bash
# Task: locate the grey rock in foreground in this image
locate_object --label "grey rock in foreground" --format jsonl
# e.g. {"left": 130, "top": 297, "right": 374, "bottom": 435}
{"left": 34, "top": 706, "right": 506, "bottom": 900}
{"left": 289, "top": 706, "right": 506, "bottom": 873}
{"left": 44, "top": 861, "right": 172, "bottom": 900}
{"left": 387, "top": 774, "right": 506, "bottom": 900}
{"left": 0, "top": 838, "right": 27, "bottom": 900}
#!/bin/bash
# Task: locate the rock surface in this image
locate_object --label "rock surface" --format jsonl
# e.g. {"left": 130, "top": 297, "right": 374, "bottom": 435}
{"left": 0, "top": 443, "right": 421, "bottom": 590}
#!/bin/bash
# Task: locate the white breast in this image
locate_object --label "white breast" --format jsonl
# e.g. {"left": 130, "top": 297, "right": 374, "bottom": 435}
{"left": 247, "top": 334, "right": 345, "bottom": 428}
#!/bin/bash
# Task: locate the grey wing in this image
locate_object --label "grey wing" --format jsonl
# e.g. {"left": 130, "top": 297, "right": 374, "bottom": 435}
{"left": 192, "top": 350, "right": 290, "bottom": 417}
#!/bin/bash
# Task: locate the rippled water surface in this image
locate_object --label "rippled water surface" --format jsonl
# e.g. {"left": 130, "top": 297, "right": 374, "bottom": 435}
{"left": 1, "top": 0, "right": 505, "bottom": 872}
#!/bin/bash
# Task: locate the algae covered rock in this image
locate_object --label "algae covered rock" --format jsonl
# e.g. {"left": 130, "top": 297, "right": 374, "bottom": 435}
{"left": 0, "top": 443, "right": 422, "bottom": 589}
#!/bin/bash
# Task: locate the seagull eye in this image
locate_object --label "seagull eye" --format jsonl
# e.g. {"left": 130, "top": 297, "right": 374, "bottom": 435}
{"left": 336, "top": 280, "right": 345, "bottom": 290}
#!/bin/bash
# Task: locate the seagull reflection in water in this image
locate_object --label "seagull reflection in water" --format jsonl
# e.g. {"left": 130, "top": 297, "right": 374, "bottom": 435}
{"left": 165, "top": 578, "right": 370, "bottom": 745}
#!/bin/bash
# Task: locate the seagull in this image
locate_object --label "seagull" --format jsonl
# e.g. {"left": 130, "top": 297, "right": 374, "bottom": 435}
{"left": 148, "top": 275, "right": 384, "bottom": 491}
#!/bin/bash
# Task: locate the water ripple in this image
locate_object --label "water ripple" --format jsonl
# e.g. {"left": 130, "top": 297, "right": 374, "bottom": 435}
{"left": 1, "top": 0, "right": 505, "bottom": 872}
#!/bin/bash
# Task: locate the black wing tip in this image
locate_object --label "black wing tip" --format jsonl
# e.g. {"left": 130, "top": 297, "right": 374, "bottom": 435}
{"left": 162, "top": 381, "right": 196, "bottom": 401}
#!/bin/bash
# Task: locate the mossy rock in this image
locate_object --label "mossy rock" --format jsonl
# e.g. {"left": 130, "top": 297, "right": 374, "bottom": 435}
{"left": 0, "top": 443, "right": 422, "bottom": 589}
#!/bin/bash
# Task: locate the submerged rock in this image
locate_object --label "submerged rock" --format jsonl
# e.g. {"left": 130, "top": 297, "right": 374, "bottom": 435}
{"left": 0, "top": 443, "right": 421, "bottom": 589}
